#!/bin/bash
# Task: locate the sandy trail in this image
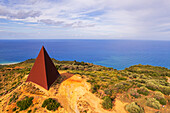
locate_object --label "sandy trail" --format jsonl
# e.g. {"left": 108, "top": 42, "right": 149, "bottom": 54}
{"left": 57, "top": 75, "right": 127, "bottom": 113}
{"left": 1, "top": 73, "right": 128, "bottom": 113}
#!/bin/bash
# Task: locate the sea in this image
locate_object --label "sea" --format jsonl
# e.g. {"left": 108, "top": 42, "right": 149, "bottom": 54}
{"left": 0, "top": 39, "right": 169, "bottom": 70}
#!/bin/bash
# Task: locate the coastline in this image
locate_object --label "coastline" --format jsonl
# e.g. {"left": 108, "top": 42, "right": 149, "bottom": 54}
{"left": 0, "top": 62, "right": 19, "bottom": 65}
{"left": 0, "top": 40, "right": 169, "bottom": 70}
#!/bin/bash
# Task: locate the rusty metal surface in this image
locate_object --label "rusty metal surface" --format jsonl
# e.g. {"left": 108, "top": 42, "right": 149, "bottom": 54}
{"left": 26, "top": 46, "right": 60, "bottom": 90}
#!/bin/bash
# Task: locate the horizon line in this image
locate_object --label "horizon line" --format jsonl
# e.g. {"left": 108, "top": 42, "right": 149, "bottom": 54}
{"left": 0, "top": 38, "right": 170, "bottom": 41}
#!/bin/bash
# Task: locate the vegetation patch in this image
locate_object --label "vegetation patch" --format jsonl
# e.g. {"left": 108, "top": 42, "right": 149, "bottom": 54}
{"left": 102, "top": 96, "right": 112, "bottom": 110}
{"left": 42, "top": 98, "right": 61, "bottom": 111}
{"left": 91, "top": 84, "right": 100, "bottom": 93}
{"left": 146, "top": 81, "right": 158, "bottom": 91}
{"left": 8, "top": 92, "right": 19, "bottom": 105}
{"left": 117, "top": 75, "right": 127, "bottom": 80}
{"left": 130, "top": 89, "right": 141, "bottom": 98}
{"left": 34, "top": 108, "right": 37, "bottom": 112}
{"left": 12, "top": 107, "right": 17, "bottom": 112}
{"left": 1, "top": 59, "right": 170, "bottom": 113}
{"left": 137, "top": 87, "right": 149, "bottom": 96}
{"left": 125, "top": 64, "right": 170, "bottom": 77}
{"left": 115, "top": 82, "right": 132, "bottom": 93}
{"left": 126, "top": 102, "right": 144, "bottom": 113}
{"left": 158, "top": 85, "right": 170, "bottom": 95}
{"left": 154, "top": 91, "right": 166, "bottom": 105}
{"left": 27, "top": 110, "right": 32, "bottom": 113}
{"left": 146, "top": 98, "right": 160, "bottom": 109}
{"left": 17, "top": 96, "right": 34, "bottom": 111}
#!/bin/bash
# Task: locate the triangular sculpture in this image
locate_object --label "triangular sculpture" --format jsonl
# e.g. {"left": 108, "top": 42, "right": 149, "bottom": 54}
{"left": 26, "top": 46, "right": 60, "bottom": 90}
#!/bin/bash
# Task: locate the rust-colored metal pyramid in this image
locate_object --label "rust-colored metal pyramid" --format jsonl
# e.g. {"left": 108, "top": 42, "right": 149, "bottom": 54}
{"left": 26, "top": 46, "right": 60, "bottom": 90}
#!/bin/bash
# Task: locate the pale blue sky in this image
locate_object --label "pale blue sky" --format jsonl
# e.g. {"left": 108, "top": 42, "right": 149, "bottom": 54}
{"left": 0, "top": 0, "right": 170, "bottom": 40}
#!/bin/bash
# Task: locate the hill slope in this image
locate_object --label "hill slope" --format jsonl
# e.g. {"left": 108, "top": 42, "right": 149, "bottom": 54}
{"left": 0, "top": 59, "right": 170, "bottom": 113}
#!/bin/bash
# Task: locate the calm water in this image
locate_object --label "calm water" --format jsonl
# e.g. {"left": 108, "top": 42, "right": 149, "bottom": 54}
{"left": 0, "top": 39, "right": 169, "bottom": 70}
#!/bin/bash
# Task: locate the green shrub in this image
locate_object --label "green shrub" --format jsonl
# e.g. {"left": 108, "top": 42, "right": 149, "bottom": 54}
{"left": 27, "top": 110, "right": 32, "bottom": 113}
{"left": 139, "top": 74, "right": 147, "bottom": 79}
{"left": 17, "top": 96, "right": 34, "bottom": 111}
{"left": 102, "top": 96, "right": 112, "bottom": 109}
{"left": 158, "top": 85, "right": 170, "bottom": 95}
{"left": 146, "top": 98, "right": 160, "bottom": 109}
{"left": 34, "top": 108, "right": 37, "bottom": 112}
{"left": 12, "top": 107, "right": 17, "bottom": 111}
{"left": 117, "top": 75, "right": 127, "bottom": 80}
{"left": 137, "top": 87, "right": 149, "bottom": 96}
{"left": 154, "top": 91, "right": 164, "bottom": 99}
{"left": 0, "top": 92, "right": 4, "bottom": 96}
{"left": 134, "top": 79, "right": 146, "bottom": 83}
{"left": 91, "top": 84, "right": 100, "bottom": 93}
{"left": 130, "top": 89, "right": 141, "bottom": 98}
{"left": 132, "top": 74, "right": 140, "bottom": 78}
{"left": 146, "top": 81, "right": 170, "bottom": 95}
{"left": 154, "top": 91, "right": 166, "bottom": 105}
{"left": 126, "top": 102, "right": 144, "bottom": 113}
{"left": 157, "top": 98, "right": 166, "bottom": 105}
{"left": 115, "top": 82, "right": 131, "bottom": 93}
{"left": 42, "top": 98, "right": 60, "bottom": 111}
{"left": 136, "top": 83, "right": 144, "bottom": 88}
{"left": 104, "top": 89, "right": 112, "bottom": 96}
{"left": 146, "top": 82, "right": 158, "bottom": 91}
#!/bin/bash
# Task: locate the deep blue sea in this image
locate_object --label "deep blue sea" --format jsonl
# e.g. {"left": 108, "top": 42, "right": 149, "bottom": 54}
{"left": 0, "top": 39, "right": 169, "bottom": 70}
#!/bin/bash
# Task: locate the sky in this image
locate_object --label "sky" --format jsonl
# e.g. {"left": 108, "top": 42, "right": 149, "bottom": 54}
{"left": 0, "top": 0, "right": 170, "bottom": 40}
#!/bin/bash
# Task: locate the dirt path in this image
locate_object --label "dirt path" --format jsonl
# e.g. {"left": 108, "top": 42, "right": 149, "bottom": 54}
{"left": 57, "top": 75, "right": 127, "bottom": 113}
{"left": 84, "top": 91, "right": 115, "bottom": 113}
{"left": 113, "top": 99, "right": 127, "bottom": 113}
{"left": 1, "top": 73, "right": 128, "bottom": 113}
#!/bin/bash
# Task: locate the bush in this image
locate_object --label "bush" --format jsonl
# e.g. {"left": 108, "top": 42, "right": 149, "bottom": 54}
{"left": 154, "top": 91, "right": 166, "bottom": 105}
{"left": 117, "top": 75, "right": 127, "bottom": 80}
{"left": 157, "top": 98, "right": 166, "bottom": 105}
{"left": 91, "top": 84, "right": 100, "bottom": 93}
{"left": 104, "top": 89, "right": 112, "bottom": 96}
{"left": 126, "top": 102, "right": 144, "bottom": 113}
{"left": 136, "top": 83, "right": 144, "bottom": 88}
{"left": 17, "top": 96, "right": 34, "bottom": 111}
{"left": 146, "top": 81, "right": 170, "bottom": 95}
{"left": 12, "top": 107, "right": 17, "bottom": 111}
{"left": 137, "top": 87, "right": 149, "bottom": 96}
{"left": 115, "top": 82, "right": 131, "bottom": 93}
{"left": 34, "top": 108, "right": 37, "bottom": 112}
{"left": 158, "top": 85, "right": 170, "bottom": 95}
{"left": 146, "top": 98, "right": 160, "bottom": 109}
{"left": 130, "top": 89, "right": 141, "bottom": 98}
{"left": 102, "top": 96, "right": 112, "bottom": 109}
{"left": 27, "top": 110, "right": 32, "bottom": 113}
{"left": 154, "top": 91, "right": 164, "bottom": 99}
{"left": 146, "top": 82, "right": 158, "bottom": 91}
{"left": 42, "top": 98, "right": 60, "bottom": 111}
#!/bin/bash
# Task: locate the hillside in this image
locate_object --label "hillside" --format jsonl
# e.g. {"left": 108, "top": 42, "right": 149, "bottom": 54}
{"left": 0, "top": 59, "right": 170, "bottom": 113}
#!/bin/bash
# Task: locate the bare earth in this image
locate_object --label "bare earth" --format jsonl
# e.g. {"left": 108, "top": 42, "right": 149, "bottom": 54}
{"left": 0, "top": 71, "right": 128, "bottom": 113}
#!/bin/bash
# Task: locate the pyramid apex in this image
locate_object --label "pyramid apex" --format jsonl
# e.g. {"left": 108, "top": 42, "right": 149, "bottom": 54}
{"left": 40, "top": 46, "right": 46, "bottom": 53}
{"left": 41, "top": 45, "right": 45, "bottom": 49}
